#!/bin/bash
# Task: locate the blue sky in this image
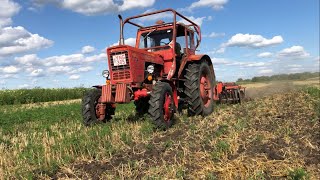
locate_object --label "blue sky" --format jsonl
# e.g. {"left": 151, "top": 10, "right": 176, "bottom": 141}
{"left": 0, "top": 0, "right": 319, "bottom": 89}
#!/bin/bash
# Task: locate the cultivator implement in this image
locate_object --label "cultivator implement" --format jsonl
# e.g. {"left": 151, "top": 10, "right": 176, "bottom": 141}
{"left": 214, "top": 82, "right": 246, "bottom": 104}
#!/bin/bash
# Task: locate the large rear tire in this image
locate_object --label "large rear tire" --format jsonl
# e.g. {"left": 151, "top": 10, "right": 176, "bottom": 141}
{"left": 82, "top": 89, "right": 114, "bottom": 126}
{"left": 184, "top": 61, "right": 214, "bottom": 116}
{"left": 148, "top": 82, "right": 175, "bottom": 130}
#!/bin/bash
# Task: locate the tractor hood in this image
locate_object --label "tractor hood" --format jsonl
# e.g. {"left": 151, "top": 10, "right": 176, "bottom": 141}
{"left": 106, "top": 45, "right": 164, "bottom": 84}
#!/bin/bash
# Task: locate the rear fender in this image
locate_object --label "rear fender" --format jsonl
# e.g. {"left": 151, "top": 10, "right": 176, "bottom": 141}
{"left": 178, "top": 54, "right": 216, "bottom": 82}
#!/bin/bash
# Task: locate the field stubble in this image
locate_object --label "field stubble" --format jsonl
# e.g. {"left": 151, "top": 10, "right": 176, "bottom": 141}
{"left": 0, "top": 83, "right": 319, "bottom": 179}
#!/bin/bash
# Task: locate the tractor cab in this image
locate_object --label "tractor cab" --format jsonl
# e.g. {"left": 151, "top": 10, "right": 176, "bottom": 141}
{"left": 136, "top": 22, "right": 197, "bottom": 59}
{"left": 132, "top": 20, "right": 200, "bottom": 77}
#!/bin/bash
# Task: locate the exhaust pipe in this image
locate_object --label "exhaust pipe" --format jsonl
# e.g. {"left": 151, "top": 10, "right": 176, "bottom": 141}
{"left": 118, "top": 14, "right": 124, "bottom": 45}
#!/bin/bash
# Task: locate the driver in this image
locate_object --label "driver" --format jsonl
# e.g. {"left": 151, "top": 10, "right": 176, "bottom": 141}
{"left": 168, "top": 38, "right": 182, "bottom": 57}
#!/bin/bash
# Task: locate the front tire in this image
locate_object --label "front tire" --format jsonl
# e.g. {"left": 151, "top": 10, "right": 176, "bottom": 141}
{"left": 184, "top": 61, "right": 214, "bottom": 116}
{"left": 148, "top": 82, "right": 175, "bottom": 129}
{"left": 134, "top": 97, "right": 150, "bottom": 116}
{"left": 82, "top": 89, "right": 114, "bottom": 126}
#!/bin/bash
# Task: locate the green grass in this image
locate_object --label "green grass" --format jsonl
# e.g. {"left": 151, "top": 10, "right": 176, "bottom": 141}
{"left": 304, "top": 87, "right": 320, "bottom": 121}
{"left": 288, "top": 168, "right": 310, "bottom": 180}
{"left": 0, "top": 87, "right": 89, "bottom": 105}
{"left": 0, "top": 102, "right": 147, "bottom": 178}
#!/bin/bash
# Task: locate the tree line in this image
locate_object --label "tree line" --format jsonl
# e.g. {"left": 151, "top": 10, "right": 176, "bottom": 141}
{"left": 236, "top": 72, "right": 319, "bottom": 83}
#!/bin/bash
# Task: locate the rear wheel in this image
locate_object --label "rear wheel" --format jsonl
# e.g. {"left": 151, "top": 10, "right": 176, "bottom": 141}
{"left": 148, "top": 82, "right": 175, "bottom": 129}
{"left": 82, "top": 89, "right": 114, "bottom": 126}
{"left": 184, "top": 61, "right": 214, "bottom": 116}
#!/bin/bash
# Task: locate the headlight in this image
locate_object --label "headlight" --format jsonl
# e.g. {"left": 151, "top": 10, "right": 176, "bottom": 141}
{"left": 102, "top": 70, "right": 109, "bottom": 78}
{"left": 146, "top": 65, "right": 154, "bottom": 73}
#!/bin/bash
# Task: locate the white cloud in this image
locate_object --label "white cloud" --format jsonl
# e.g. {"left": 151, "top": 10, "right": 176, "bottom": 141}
{"left": 47, "top": 66, "right": 73, "bottom": 74}
{"left": 225, "top": 61, "right": 270, "bottom": 68}
{"left": 138, "top": 8, "right": 172, "bottom": 22}
{"left": 44, "top": 54, "right": 84, "bottom": 66}
{"left": 0, "top": 26, "right": 29, "bottom": 46}
{"left": 257, "top": 52, "right": 273, "bottom": 58}
{"left": 18, "top": 84, "right": 30, "bottom": 89}
{"left": 0, "top": 65, "right": 19, "bottom": 74}
{"left": 13, "top": 49, "right": 102, "bottom": 78}
{"left": 31, "top": 79, "right": 38, "bottom": 85}
{"left": 119, "top": 0, "right": 156, "bottom": 12}
{"left": 32, "top": 0, "right": 156, "bottom": 16}
{"left": 0, "top": 0, "right": 21, "bottom": 28}
{"left": 245, "top": 62, "right": 268, "bottom": 67}
{"left": 30, "top": 68, "right": 44, "bottom": 77}
{"left": 84, "top": 53, "right": 106, "bottom": 62}
{"left": 215, "top": 47, "right": 225, "bottom": 54}
{"left": 81, "top": 45, "right": 95, "bottom": 54}
{"left": 0, "top": 74, "right": 16, "bottom": 79}
{"left": 62, "top": 0, "right": 118, "bottom": 16}
{"left": 277, "top": 46, "right": 310, "bottom": 59}
{"left": 13, "top": 50, "right": 104, "bottom": 79}
{"left": 0, "top": 79, "right": 5, "bottom": 85}
{"left": 189, "top": 0, "right": 228, "bottom": 10}
{"left": 69, "top": 66, "right": 93, "bottom": 74}
{"left": 204, "top": 32, "right": 225, "bottom": 38}
{"left": 111, "top": 37, "right": 136, "bottom": 47}
{"left": 211, "top": 57, "right": 229, "bottom": 65}
{"left": 223, "top": 33, "right": 283, "bottom": 48}
{"left": 78, "top": 66, "right": 93, "bottom": 72}
{"left": 179, "top": 16, "right": 207, "bottom": 27}
{"left": 44, "top": 52, "right": 106, "bottom": 66}
{"left": 287, "top": 64, "right": 302, "bottom": 68}
{"left": 124, "top": 38, "right": 136, "bottom": 47}
{"left": 16, "top": 51, "right": 106, "bottom": 68}
{"left": 258, "top": 69, "right": 273, "bottom": 75}
{"left": 315, "top": 56, "right": 320, "bottom": 61}
{"left": 69, "top": 74, "right": 80, "bottom": 80}
{"left": 0, "top": 26, "right": 53, "bottom": 57}
{"left": 15, "top": 54, "right": 40, "bottom": 66}
{"left": 0, "top": 2, "right": 53, "bottom": 60}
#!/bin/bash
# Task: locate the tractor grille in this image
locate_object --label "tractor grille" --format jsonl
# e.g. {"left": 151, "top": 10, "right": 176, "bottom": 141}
{"left": 110, "top": 51, "right": 131, "bottom": 80}
{"left": 112, "top": 70, "right": 131, "bottom": 80}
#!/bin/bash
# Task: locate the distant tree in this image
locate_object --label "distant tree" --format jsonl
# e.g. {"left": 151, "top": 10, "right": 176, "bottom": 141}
{"left": 245, "top": 71, "right": 319, "bottom": 83}
{"left": 237, "top": 78, "right": 243, "bottom": 82}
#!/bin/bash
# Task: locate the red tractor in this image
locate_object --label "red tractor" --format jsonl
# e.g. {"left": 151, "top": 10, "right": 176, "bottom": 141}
{"left": 82, "top": 9, "right": 216, "bottom": 129}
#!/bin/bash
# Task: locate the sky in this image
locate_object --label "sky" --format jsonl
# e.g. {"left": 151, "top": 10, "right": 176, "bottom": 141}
{"left": 0, "top": 0, "right": 319, "bottom": 89}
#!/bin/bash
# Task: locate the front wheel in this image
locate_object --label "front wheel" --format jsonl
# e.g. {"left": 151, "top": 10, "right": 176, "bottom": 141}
{"left": 82, "top": 89, "right": 114, "bottom": 126}
{"left": 148, "top": 82, "right": 175, "bottom": 130}
{"left": 184, "top": 61, "right": 214, "bottom": 116}
{"left": 134, "top": 97, "right": 150, "bottom": 116}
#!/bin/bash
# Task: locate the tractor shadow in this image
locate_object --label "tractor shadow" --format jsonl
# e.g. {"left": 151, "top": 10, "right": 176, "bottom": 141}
{"left": 112, "top": 111, "right": 181, "bottom": 131}
{"left": 111, "top": 111, "right": 150, "bottom": 123}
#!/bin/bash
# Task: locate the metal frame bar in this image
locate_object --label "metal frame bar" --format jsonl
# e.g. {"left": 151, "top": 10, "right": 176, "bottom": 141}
{"left": 122, "top": 8, "right": 201, "bottom": 45}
